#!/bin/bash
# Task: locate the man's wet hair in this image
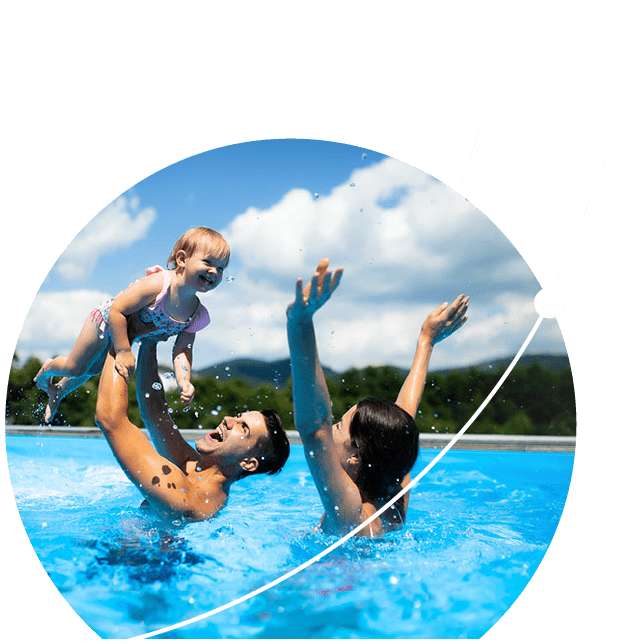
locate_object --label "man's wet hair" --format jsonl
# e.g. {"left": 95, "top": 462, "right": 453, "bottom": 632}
{"left": 255, "top": 409, "right": 290, "bottom": 475}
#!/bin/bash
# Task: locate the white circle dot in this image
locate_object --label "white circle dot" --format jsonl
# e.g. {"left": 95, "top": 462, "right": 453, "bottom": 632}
{"left": 534, "top": 288, "right": 565, "bottom": 318}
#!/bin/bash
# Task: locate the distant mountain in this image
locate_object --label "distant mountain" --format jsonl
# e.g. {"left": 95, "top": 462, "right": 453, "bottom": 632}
{"left": 193, "top": 358, "right": 341, "bottom": 388}
{"left": 192, "top": 353, "right": 570, "bottom": 388}
{"left": 460, "top": 353, "right": 571, "bottom": 375}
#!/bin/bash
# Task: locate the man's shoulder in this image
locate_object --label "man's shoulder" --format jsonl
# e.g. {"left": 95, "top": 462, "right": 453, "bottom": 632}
{"left": 182, "top": 465, "right": 229, "bottom": 514}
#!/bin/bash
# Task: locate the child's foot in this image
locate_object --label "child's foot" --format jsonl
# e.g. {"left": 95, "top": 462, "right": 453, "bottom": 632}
{"left": 34, "top": 359, "right": 53, "bottom": 390}
{"left": 44, "top": 380, "right": 62, "bottom": 424}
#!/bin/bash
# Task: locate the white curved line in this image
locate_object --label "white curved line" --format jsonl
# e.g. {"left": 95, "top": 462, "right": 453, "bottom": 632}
{"left": 115, "top": 0, "right": 625, "bottom": 644}
{"left": 554, "top": 0, "right": 625, "bottom": 289}
{"left": 129, "top": 315, "right": 544, "bottom": 640}
{"left": 458, "top": 0, "right": 509, "bottom": 195}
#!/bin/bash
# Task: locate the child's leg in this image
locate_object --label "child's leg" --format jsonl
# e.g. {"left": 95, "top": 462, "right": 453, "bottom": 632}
{"left": 41, "top": 342, "right": 110, "bottom": 423}
{"left": 35, "top": 315, "right": 110, "bottom": 422}
{"left": 43, "top": 374, "right": 91, "bottom": 423}
{"left": 34, "top": 312, "right": 110, "bottom": 388}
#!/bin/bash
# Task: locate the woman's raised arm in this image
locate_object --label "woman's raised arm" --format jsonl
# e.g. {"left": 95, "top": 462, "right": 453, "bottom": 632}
{"left": 395, "top": 294, "right": 469, "bottom": 418}
{"left": 287, "top": 259, "right": 363, "bottom": 530}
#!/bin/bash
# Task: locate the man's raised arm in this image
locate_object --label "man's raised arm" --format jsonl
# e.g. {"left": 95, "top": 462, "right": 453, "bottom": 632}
{"left": 136, "top": 338, "right": 198, "bottom": 469}
{"left": 94, "top": 349, "right": 216, "bottom": 520}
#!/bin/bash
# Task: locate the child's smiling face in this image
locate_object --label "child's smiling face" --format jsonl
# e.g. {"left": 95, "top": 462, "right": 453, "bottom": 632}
{"left": 179, "top": 244, "right": 228, "bottom": 291}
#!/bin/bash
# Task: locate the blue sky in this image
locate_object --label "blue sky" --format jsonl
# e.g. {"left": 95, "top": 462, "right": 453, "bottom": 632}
{"left": 18, "top": 138, "right": 564, "bottom": 372}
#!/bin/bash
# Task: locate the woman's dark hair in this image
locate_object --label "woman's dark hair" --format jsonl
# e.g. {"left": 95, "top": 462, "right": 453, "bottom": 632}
{"left": 254, "top": 409, "right": 290, "bottom": 475}
{"left": 349, "top": 396, "right": 419, "bottom": 502}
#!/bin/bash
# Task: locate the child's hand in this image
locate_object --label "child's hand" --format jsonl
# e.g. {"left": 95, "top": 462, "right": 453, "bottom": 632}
{"left": 115, "top": 350, "right": 136, "bottom": 381}
{"left": 179, "top": 380, "right": 195, "bottom": 406}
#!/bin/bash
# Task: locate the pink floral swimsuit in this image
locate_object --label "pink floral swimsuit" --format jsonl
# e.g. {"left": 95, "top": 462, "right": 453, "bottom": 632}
{"left": 91, "top": 265, "right": 210, "bottom": 340}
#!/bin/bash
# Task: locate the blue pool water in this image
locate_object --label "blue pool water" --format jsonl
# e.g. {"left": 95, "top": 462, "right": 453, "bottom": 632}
{"left": 6, "top": 435, "right": 574, "bottom": 639}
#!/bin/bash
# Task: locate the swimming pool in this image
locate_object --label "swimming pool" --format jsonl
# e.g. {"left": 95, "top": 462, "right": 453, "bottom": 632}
{"left": 6, "top": 434, "right": 574, "bottom": 639}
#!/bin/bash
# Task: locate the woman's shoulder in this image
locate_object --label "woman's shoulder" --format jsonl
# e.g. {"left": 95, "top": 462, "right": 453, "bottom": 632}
{"left": 359, "top": 498, "right": 406, "bottom": 537}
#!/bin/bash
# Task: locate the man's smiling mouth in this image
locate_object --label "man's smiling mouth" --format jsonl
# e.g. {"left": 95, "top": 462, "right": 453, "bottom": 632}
{"left": 207, "top": 420, "right": 228, "bottom": 442}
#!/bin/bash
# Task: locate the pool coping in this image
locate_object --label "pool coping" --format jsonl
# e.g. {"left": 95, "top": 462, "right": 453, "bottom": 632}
{"left": 4, "top": 425, "right": 575, "bottom": 453}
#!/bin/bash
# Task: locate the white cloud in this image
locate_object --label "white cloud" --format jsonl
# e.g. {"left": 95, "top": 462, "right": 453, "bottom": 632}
{"left": 17, "top": 159, "right": 566, "bottom": 373}
{"left": 202, "top": 157, "right": 563, "bottom": 372}
{"left": 16, "top": 289, "right": 111, "bottom": 362}
{"left": 53, "top": 195, "right": 156, "bottom": 282}
{"left": 223, "top": 157, "right": 539, "bottom": 304}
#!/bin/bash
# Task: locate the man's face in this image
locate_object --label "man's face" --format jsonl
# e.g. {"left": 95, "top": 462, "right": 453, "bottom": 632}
{"left": 195, "top": 411, "right": 269, "bottom": 467}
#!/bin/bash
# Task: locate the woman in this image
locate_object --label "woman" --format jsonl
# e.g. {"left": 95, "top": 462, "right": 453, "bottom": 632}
{"left": 287, "top": 259, "right": 469, "bottom": 537}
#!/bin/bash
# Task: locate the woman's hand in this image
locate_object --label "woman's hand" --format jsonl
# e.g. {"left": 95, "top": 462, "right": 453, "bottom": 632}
{"left": 420, "top": 294, "right": 469, "bottom": 345}
{"left": 287, "top": 258, "right": 343, "bottom": 323}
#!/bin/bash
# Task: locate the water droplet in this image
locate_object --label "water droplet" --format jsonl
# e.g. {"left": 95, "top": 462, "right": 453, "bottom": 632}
{"left": 350, "top": 182, "right": 356, "bottom": 187}
{"left": 361, "top": 152, "right": 367, "bottom": 160}
{"left": 152, "top": 382, "right": 162, "bottom": 390}
{"left": 226, "top": 275, "right": 236, "bottom": 283}
{"left": 313, "top": 192, "right": 320, "bottom": 199}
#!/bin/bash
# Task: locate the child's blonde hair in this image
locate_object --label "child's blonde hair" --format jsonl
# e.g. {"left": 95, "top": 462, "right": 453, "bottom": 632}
{"left": 167, "top": 227, "right": 231, "bottom": 269}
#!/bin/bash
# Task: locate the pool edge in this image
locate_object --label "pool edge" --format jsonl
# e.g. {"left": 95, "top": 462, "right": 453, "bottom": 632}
{"left": 5, "top": 425, "right": 576, "bottom": 453}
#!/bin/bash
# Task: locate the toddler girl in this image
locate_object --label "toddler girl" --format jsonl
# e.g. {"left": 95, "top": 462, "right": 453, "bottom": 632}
{"left": 34, "top": 226, "right": 229, "bottom": 422}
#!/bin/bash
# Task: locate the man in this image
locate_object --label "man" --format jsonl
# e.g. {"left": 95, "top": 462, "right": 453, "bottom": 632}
{"left": 94, "top": 337, "right": 289, "bottom": 522}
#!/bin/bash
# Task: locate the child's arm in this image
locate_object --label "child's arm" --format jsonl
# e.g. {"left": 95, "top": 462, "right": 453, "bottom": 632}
{"left": 173, "top": 331, "right": 196, "bottom": 406}
{"left": 109, "top": 272, "right": 165, "bottom": 381}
